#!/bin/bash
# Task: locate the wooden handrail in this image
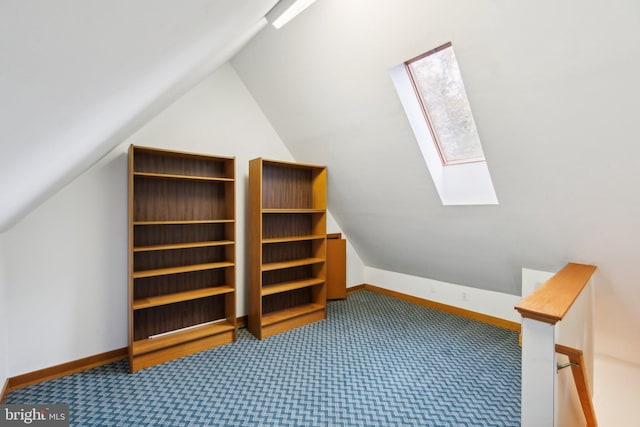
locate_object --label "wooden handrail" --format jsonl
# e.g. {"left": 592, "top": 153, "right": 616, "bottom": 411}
{"left": 556, "top": 344, "right": 598, "bottom": 427}
{"left": 515, "top": 263, "right": 597, "bottom": 324}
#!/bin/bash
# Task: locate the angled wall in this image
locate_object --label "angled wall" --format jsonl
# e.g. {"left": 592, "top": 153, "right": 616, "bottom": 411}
{"left": 3, "top": 137, "right": 129, "bottom": 377}
{"left": 0, "top": 0, "right": 278, "bottom": 232}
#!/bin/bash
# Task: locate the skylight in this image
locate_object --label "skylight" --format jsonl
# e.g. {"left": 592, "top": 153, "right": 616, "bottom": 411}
{"left": 405, "top": 42, "right": 485, "bottom": 166}
{"left": 389, "top": 42, "right": 498, "bottom": 205}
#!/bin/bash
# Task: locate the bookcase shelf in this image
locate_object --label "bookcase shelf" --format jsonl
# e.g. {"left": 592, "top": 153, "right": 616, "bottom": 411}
{"left": 131, "top": 319, "right": 235, "bottom": 357}
{"left": 134, "top": 219, "right": 234, "bottom": 225}
{"left": 262, "top": 208, "right": 326, "bottom": 213}
{"left": 248, "top": 158, "right": 327, "bottom": 340}
{"left": 261, "top": 303, "right": 325, "bottom": 327}
{"left": 128, "top": 145, "right": 236, "bottom": 372}
{"left": 262, "top": 235, "right": 325, "bottom": 244}
{"left": 261, "top": 257, "right": 325, "bottom": 272}
{"left": 133, "top": 240, "right": 234, "bottom": 253}
{"left": 133, "top": 171, "right": 234, "bottom": 182}
{"left": 132, "top": 261, "right": 235, "bottom": 279}
{"left": 262, "top": 278, "right": 325, "bottom": 296}
{"left": 133, "top": 286, "right": 235, "bottom": 310}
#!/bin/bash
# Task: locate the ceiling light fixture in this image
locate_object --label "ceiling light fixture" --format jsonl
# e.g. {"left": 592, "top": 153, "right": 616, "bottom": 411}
{"left": 267, "top": 0, "right": 317, "bottom": 29}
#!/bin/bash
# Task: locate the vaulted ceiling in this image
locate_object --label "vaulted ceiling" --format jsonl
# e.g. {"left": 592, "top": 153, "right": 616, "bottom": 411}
{"left": 1, "top": 0, "right": 640, "bottom": 363}
{"left": 0, "top": 0, "right": 277, "bottom": 231}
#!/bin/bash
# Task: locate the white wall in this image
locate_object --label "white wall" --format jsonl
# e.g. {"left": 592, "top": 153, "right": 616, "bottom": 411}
{"left": 0, "top": 233, "right": 8, "bottom": 390}
{"left": 364, "top": 266, "right": 521, "bottom": 324}
{"left": 326, "top": 211, "right": 365, "bottom": 289}
{"left": 4, "top": 145, "right": 128, "bottom": 377}
{"left": 594, "top": 354, "right": 640, "bottom": 427}
{"left": 2, "top": 62, "right": 364, "bottom": 376}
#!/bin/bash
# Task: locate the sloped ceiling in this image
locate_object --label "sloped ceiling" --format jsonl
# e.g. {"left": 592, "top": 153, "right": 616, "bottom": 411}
{"left": 232, "top": 0, "right": 640, "bottom": 361}
{"left": 2, "top": 0, "right": 639, "bottom": 365}
{"left": 0, "top": 0, "right": 277, "bottom": 232}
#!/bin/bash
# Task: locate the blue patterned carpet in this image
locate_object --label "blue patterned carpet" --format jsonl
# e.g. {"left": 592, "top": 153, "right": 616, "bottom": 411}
{"left": 6, "top": 291, "right": 521, "bottom": 426}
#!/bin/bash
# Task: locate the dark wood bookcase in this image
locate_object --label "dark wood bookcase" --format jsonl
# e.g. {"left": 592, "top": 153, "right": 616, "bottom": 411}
{"left": 128, "top": 145, "right": 236, "bottom": 372}
{"left": 248, "top": 158, "right": 327, "bottom": 339}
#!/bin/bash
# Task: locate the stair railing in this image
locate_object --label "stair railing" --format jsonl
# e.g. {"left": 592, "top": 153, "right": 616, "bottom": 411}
{"left": 515, "top": 262, "right": 597, "bottom": 427}
{"left": 556, "top": 344, "right": 598, "bottom": 427}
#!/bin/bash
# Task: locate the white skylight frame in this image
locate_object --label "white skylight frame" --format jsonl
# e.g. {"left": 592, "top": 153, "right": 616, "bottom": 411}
{"left": 389, "top": 42, "right": 498, "bottom": 206}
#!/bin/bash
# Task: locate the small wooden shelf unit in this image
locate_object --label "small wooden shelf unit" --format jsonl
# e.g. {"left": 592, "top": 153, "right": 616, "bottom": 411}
{"left": 248, "top": 158, "right": 327, "bottom": 339}
{"left": 128, "top": 145, "right": 236, "bottom": 372}
{"left": 326, "top": 233, "right": 347, "bottom": 300}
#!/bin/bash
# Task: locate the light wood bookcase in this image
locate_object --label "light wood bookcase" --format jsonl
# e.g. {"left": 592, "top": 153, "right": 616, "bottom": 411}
{"left": 128, "top": 145, "right": 236, "bottom": 372}
{"left": 326, "top": 233, "right": 347, "bottom": 300}
{"left": 248, "top": 158, "right": 327, "bottom": 339}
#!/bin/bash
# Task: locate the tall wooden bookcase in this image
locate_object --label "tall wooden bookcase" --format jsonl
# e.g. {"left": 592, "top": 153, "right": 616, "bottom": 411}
{"left": 248, "top": 158, "right": 327, "bottom": 340}
{"left": 128, "top": 145, "right": 236, "bottom": 372}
